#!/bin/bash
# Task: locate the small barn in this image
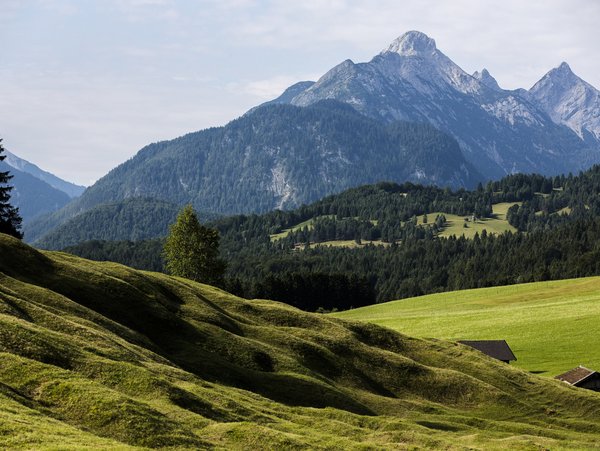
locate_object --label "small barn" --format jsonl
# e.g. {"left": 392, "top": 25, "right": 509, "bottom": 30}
{"left": 555, "top": 366, "right": 600, "bottom": 392}
{"left": 458, "top": 340, "right": 516, "bottom": 363}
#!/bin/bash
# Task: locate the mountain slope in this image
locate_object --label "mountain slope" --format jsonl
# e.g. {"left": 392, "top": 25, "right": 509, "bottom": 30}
{"left": 25, "top": 100, "right": 481, "bottom": 243}
{"left": 2, "top": 233, "right": 600, "bottom": 449}
{"left": 4, "top": 150, "right": 85, "bottom": 198}
{"left": 0, "top": 161, "right": 71, "bottom": 223}
{"left": 280, "top": 31, "right": 597, "bottom": 179}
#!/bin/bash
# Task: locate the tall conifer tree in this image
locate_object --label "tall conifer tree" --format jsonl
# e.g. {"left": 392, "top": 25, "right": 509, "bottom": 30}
{"left": 0, "top": 139, "right": 23, "bottom": 239}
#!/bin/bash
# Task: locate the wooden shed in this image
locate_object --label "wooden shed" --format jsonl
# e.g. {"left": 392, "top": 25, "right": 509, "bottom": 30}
{"left": 555, "top": 366, "right": 600, "bottom": 392}
{"left": 458, "top": 340, "right": 516, "bottom": 363}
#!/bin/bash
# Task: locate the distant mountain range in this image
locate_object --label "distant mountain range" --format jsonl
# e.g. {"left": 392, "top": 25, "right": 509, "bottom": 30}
{"left": 277, "top": 31, "right": 600, "bottom": 179}
{"left": 25, "top": 30, "right": 600, "bottom": 245}
{"left": 1, "top": 150, "right": 86, "bottom": 223}
{"left": 4, "top": 150, "right": 86, "bottom": 199}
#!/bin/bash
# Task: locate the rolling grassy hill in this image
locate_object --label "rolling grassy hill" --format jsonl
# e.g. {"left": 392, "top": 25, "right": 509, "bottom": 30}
{"left": 333, "top": 277, "right": 600, "bottom": 377}
{"left": 2, "top": 234, "right": 600, "bottom": 448}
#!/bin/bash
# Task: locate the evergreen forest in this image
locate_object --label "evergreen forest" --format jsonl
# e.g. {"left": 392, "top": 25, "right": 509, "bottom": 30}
{"left": 65, "top": 165, "right": 600, "bottom": 311}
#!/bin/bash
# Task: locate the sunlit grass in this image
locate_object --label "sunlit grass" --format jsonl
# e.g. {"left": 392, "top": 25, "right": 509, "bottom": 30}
{"left": 3, "top": 233, "right": 600, "bottom": 449}
{"left": 333, "top": 276, "right": 600, "bottom": 376}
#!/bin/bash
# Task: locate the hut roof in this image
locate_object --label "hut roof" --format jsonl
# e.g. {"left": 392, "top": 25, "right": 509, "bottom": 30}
{"left": 555, "top": 366, "right": 597, "bottom": 385}
{"left": 458, "top": 340, "right": 516, "bottom": 362}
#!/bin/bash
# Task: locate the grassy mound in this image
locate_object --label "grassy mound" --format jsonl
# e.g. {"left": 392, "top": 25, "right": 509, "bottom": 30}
{"left": 1, "top": 234, "right": 600, "bottom": 449}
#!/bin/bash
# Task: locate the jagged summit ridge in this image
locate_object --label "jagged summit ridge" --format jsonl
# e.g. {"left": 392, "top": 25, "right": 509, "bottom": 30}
{"left": 384, "top": 31, "right": 437, "bottom": 56}
{"left": 535, "top": 62, "right": 578, "bottom": 88}
{"left": 281, "top": 30, "right": 600, "bottom": 178}
{"left": 473, "top": 69, "right": 501, "bottom": 91}
{"left": 529, "top": 62, "right": 600, "bottom": 140}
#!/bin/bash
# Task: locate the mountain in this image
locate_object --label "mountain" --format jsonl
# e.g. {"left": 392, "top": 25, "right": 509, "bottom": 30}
{"left": 3, "top": 233, "right": 600, "bottom": 448}
{"left": 0, "top": 160, "right": 71, "bottom": 223}
{"left": 25, "top": 100, "right": 481, "bottom": 243}
{"left": 276, "top": 31, "right": 599, "bottom": 179}
{"left": 529, "top": 62, "right": 600, "bottom": 141}
{"left": 26, "top": 31, "right": 600, "bottom": 244}
{"left": 0, "top": 149, "right": 86, "bottom": 225}
{"left": 4, "top": 150, "right": 85, "bottom": 198}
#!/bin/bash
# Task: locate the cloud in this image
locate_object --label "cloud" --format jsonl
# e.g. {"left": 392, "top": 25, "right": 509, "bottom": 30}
{"left": 111, "top": 0, "right": 179, "bottom": 22}
{"left": 115, "top": 0, "right": 169, "bottom": 7}
{"left": 0, "top": 0, "right": 23, "bottom": 24}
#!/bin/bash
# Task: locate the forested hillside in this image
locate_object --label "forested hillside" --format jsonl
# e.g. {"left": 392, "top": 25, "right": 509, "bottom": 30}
{"left": 34, "top": 198, "right": 220, "bottom": 249}
{"left": 25, "top": 100, "right": 480, "bottom": 243}
{"left": 65, "top": 166, "right": 600, "bottom": 311}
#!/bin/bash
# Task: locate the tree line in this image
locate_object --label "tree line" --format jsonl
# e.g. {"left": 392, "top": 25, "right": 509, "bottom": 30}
{"left": 64, "top": 165, "right": 600, "bottom": 311}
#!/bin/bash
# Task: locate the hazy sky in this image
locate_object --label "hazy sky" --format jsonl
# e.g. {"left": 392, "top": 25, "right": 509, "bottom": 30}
{"left": 2, "top": 0, "right": 599, "bottom": 185}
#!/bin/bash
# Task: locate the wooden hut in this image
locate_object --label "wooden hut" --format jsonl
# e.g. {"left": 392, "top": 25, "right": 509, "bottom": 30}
{"left": 458, "top": 340, "right": 516, "bottom": 363}
{"left": 555, "top": 366, "right": 600, "bottom": 392}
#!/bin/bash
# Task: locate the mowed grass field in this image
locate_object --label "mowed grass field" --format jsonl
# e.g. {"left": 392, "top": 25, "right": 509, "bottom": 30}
{"left": 333, "top": 276, "right": 600, "bottom": 377}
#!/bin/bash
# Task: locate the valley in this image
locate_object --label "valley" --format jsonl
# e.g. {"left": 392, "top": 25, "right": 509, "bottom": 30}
{"left": 3, "top": 17, "right": 600, "bottom": 449}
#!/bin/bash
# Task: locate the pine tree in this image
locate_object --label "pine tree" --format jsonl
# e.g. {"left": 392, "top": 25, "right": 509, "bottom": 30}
{"left": 0, "top": 139, "right": 23, "bottom": 239}
{"left": 163, "top": 205, "right": 226, "bottom": 286}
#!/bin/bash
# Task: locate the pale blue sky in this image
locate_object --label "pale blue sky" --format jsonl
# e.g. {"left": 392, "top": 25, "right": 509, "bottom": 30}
{"left": 2, "top": 0, "right": 599, "bottom": 185}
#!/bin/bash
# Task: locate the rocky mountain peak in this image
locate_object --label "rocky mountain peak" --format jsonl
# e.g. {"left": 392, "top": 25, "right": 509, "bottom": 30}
{"left": 275, "top": 31, "right": 600, "bottom": 177}
{"left": 384, "top": 31, "right": 437, "bottom": 56}
{"left": 473, "top": 68, "right": 501, "bottom": 91}
{"left": 532, "top": 62, "right": 579, "bottom": 91}
{"left": 557, "top": 61, "right": 573, "bottom": 74}
{"left": 529, "top": 62, "right": 600, "bottom": 140}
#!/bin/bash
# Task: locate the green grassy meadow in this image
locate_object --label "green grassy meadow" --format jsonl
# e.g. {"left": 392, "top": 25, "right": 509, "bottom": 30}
{"left": 419, "top": 202, "right": 520, "bottom": 238}
{"left": 269, "top": 216, "right": 329, "bottom": 241}
{"left": 4, "top": 233, "right": 600, "bottom": 449}
{"left": 333, "top": 277, "right": 600, "bottom": 376}
{"left": 315, "top": 239, "right": 390, "bottom": 248}
{"left": 271, "top": 203, "right": 519, "bottom": 249}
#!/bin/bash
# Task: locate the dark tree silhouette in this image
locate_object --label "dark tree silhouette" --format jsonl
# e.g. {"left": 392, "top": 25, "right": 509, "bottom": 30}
{"left": 0, "top": 139, "right": 23, "bottom": 239}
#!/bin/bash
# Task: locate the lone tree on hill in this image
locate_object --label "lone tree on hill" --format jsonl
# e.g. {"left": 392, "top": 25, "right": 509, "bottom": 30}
{"left": 163, "top": 205, "right": 226, "bottom": 286}
{"left": 0, "top": 139, "right": 23, "bottom": 239}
